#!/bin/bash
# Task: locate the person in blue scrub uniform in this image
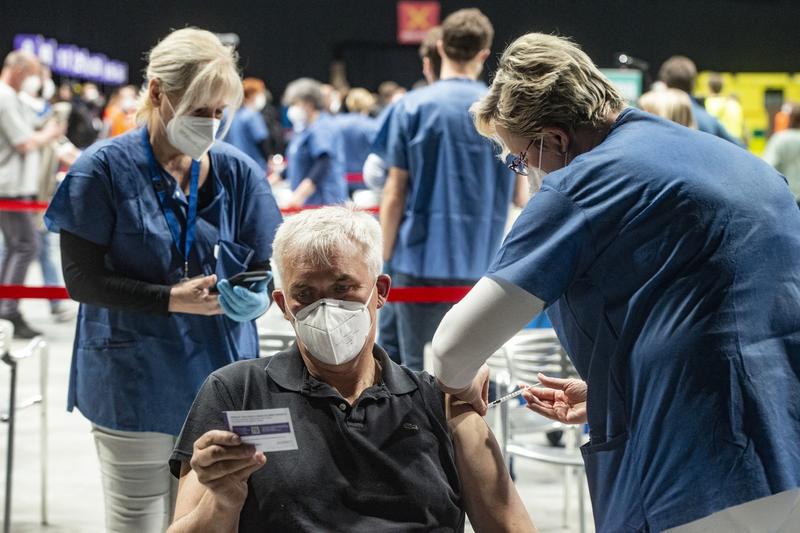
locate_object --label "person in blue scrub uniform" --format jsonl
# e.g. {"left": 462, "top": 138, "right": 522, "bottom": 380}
{"left": 44, "top": 29, "right": 282, "bottom": 533}
{"left": 281, "top": 78, "right": 346, "bottom": 208}
{"left": 364, "top": 26, "right": 444, "bottom": 366}
{"left": 359, "top": 29, "right": 442, "bottom": 366}
{"left": 658, "top": 55, "right": 744, "bottom": 147}
{"left": 226, "top": 77, "right": 271, "bottom": 174}
{"left": 334, "top": 88, "right": 378, "bottom": 194}
{"left": 432, "top": 33, "right": 800, "bottom": 532}
{"left": 381, "top": 9, "right": 518, "bottom": 370}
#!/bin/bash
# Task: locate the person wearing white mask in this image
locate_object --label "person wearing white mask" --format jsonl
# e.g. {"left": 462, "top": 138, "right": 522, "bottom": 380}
{"left": 43, "top": 28, "right": 282, "bottom": 533}
{"left": 167, "top": 204, "right": 535, "bottom": 533}
{"left": 0, "top": 50, "right": 65, "bottom": 337}
{"left": 226, "top": 77, "right": 272, "bottom": 174}
{"left": 279, "top": 77, "right": 347, "bottom": 207}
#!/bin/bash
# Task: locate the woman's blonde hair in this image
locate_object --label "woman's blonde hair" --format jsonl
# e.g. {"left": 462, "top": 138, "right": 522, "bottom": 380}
{"left": 345, "top": 88, "right": 376, "bottom": 115}
{"left": 638, "top": 88, "right": 696, "bottom": 129}
{"left": 472, "top": 33, "right": 625, "bottom": 154}
{"left": 136, "top": 28, "right": 243, "bottom": 136}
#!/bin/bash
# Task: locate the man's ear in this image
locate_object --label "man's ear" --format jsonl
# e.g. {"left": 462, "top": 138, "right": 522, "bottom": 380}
{"left": 436, "top": 39, "right": 446, "bottom": 60}
{"left": 422, "top": 57, "right": 433, "bottom": 83}
{"left": 273, "top": 289, "right": 290, "bottom": 321}
{"left": 477, "top": 48, "right": 490, "bottom": 63}
{"left": 376, "top": 274, "right": 391, "bottom": 309}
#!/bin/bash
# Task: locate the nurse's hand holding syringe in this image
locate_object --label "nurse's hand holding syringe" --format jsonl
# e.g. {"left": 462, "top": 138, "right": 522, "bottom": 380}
{"left": 520, "top": 373, "right": 588, "bottom": 425}
{"left": 168, "top": 274, "right": 224, "bottom": 316}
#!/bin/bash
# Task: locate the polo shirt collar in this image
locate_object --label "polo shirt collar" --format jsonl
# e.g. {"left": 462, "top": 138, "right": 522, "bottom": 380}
{"left": 265, "top": 343, "right": 418, "bottom": 396}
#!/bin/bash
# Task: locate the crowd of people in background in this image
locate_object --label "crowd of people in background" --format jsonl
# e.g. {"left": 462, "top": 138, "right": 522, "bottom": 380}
{"left": 0, "top": 25, "right": 798, "bottom": 344}
{"left": 2, "top": 25, "right": 798, "bottom": 342}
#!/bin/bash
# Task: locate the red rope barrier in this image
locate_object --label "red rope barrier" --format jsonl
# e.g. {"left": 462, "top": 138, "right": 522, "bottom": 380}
{"left": 0, "top": 285, "right": 471, "bottom": 303}
{"left": 386, "top": 286, "right": 471, "bottom": 303}
{"left": 0, "top": 200, "right": 50, "bottom": 212}
{"left": 280, "top": 205, "right": 379, "bottom": 215}
{"left": 0, "top": 285, "right": 70, "bottom": 299}
{"left": 0, "top": 200, "right": 379, "bottom": 216}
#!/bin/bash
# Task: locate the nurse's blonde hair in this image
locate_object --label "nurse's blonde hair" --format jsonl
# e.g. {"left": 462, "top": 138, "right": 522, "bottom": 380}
{"left": 136, "top": 27, "right": 243, "bottom": 137}
{"left": 471, "top": 33, "right": 625, "bottom": 156}
{"left": 272, "top": 204, "right": 383, "bottom": 288}
{"left": 638, "top": 88, "right": 696, "bottom": 129}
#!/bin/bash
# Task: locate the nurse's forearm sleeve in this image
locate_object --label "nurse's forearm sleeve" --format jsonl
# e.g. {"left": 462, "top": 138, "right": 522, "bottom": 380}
{"left": 432, "top": 276, "right": 544, "bottom": 390}
{"left": 60, "top": 230, "right": 172, "bottom": 314}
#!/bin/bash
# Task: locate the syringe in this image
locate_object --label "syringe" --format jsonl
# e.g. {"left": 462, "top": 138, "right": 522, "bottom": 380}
{"left": 487, "top": 383, "right": 539, "bottom": 408}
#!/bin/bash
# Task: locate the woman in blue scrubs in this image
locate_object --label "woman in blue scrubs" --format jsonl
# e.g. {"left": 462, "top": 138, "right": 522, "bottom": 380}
{"left": 432, "top": 33, "right": 800, "bottom": 532}
{"left": 44, "top": 28, "right": 281, "bottom": 532}
{"left": 281, "top": 77, "right": 347, "bottom": 207}
{"left": 334, "top": 87, "right": 378, "bottom": 194}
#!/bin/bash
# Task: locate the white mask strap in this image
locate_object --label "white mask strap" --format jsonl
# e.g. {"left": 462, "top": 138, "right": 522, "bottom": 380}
{"left": 538, "top": 136, "right": 544, "bottom": 173}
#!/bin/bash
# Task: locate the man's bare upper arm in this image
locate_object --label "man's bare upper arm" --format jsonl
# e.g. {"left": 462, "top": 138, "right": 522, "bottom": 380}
{"left": 446, "top": 398, "right": 537, "bottom": 533}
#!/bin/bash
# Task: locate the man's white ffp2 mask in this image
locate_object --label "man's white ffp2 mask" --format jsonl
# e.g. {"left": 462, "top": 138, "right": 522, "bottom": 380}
{"left": 289, "top": 286, "right": 375, "bottom": 366}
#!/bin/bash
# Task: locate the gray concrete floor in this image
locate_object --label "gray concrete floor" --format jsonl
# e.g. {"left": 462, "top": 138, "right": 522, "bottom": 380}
{"left": 2, "top": 298, "right": 594, "bottom": 532}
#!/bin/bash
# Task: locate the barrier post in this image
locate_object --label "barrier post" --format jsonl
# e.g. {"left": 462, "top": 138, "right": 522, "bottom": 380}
{"left": 1, "top": 333, "right": 49, "bottom": 533}
{"left": 39, "top": 340, "right": 48, "bottom": 525}
{"left": 2, "top": 351, "right": 16, "bottom": 533}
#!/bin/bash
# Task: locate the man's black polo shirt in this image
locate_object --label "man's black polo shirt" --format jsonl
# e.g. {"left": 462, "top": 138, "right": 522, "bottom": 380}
{"left": 170, "top": 344, "right": 464, "bottom": 532}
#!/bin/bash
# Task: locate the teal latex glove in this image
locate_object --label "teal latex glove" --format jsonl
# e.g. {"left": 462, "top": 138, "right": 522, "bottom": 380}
{"left": 217, "top": 278, "right": 270, "bottom": 322}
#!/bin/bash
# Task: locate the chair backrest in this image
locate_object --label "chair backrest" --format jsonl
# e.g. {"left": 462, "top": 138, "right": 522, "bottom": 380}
{"left": 486, "top": 346, "right": 511, "bottom": 386}
{"left": 505, "top": 328, "right": 570, "bottom": 384}
{"left": 258, "top": 333, "right": 296, "bottom": 358}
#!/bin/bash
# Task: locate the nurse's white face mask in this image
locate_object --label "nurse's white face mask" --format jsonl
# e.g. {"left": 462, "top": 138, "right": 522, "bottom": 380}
{"left": 525, "top": 136, "right": 570, "bottom": 195}
{"left": 253, "top": 93, "right": 267, "bottom": 111}
{"left": 288, "top": 285, "right": 376, "bottom": 366}
{"left": 527, "top": 137, "right": 547, "bottom": 194}
{"left": 287, "top": 104, "right": 308, "bottom": 132}
{"left": 163, "top": 97, "right": 220, "bottom": 161}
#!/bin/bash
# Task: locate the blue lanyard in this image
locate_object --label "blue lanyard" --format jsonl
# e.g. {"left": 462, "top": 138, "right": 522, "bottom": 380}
{"left": 142, "top": 128, "right": 200, "bottom": 280}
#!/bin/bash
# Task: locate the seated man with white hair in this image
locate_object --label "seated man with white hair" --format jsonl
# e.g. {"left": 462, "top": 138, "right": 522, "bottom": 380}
{"left": 167, "top": 205, "right": 535, "bottom": 533}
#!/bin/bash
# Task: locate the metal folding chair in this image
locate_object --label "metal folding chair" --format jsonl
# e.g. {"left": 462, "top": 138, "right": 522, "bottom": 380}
{"left": 258, "top": 332, "right": 296, "bottom": 357}
{"left": 498, "top": 328, "right": 588, "bottom": 533}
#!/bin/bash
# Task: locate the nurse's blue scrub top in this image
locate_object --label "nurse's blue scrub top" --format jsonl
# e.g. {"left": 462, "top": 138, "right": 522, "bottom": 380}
{"left": 369, "top": 103, "right": 397, "bottom": 160}
{"left": 385, "top": 78, "right": 515, "bottom": 281}
{"left": 333, "top": 112, "right": 378, "bottom": 174}
{"left": 44, "top": 128, "right": 282, "bottom": 435}
{"left": 226, "top": 107, "right": 270, "bottom": 171}
{"left": 285, "top": 113, "right": 347, "bottom": 205}
{"left": 488, "top": 108, "right": 800, "bottom": 531}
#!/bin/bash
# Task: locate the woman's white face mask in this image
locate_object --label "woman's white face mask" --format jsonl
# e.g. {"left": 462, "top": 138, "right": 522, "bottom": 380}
{"left": 163, "top": 97, "right": 220, "bottom": 161}
{"left": 527, "top": 137, "right": 547, "bottom": 194}
{"left": 287, "top": 104, "right": 308, "bottom": 132}
{"left": 253, "top": 93, "right": 267, "bottom": 111}
{"left": 287, "top": 285, "right": 376, "bottom": 366}
{"left": 527, "top": 136, "right": 569, "bottom": 195}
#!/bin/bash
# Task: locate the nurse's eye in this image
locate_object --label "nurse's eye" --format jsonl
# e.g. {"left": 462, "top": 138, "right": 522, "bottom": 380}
{"left": 334, "top": 284, "right": 352, "bottom": 294}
